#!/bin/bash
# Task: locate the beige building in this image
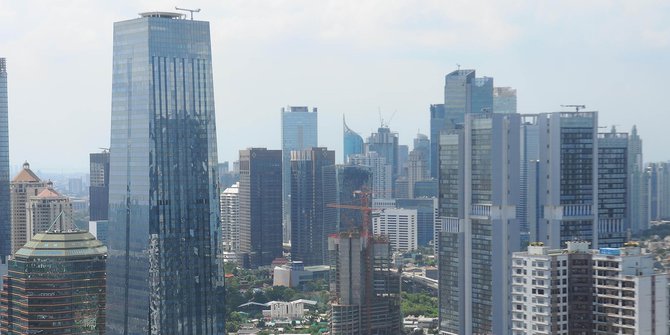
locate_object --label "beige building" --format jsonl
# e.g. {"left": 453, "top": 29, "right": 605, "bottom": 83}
{"left": 27, "top": 186, "right": 73, "bottom": 235}
{"left": 10, "top": 162, "right": 48, "bottom": 254}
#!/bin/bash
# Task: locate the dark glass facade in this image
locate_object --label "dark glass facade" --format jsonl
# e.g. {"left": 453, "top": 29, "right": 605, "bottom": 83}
{"left": 322, "top": 164, "right": 372, "bottom": 233}
{"left": 106, "top": 13, "right": 222, "bottom": 334}
{"left": 342, "top": 117, "right": 363, "bottom": 164}
{"left": 290, "top": 147, "right": 335, "bottom": 266}
{"left": 0, "top": 231, "right": 107, "bottom": 334}
{"left": 597, "top": 131, "right": 628, "bottom": 247}
{"left": 89, "top": 151, "right": 110, "bottom": 221}
{"left": 238, "top": 148, "right": 283, "bottom": 268}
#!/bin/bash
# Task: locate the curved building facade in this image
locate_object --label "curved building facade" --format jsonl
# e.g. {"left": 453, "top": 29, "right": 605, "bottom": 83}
{"left": 343, "top": 117, "right": 363, "bottom": 164}
{"left": 0, "top": 230, "right": 107, "bottom": 334}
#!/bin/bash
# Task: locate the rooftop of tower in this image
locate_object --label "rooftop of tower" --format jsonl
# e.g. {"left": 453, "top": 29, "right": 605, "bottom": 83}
{"left": 139, "top": 11, "right": 184, "bottom": 19}
{"left": 14, "top": 230, "right": 106, "bottom": 259}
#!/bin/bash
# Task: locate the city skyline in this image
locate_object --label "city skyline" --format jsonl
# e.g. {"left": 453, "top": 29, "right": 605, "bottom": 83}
{"left": 1, "top": 1, "right": 670, "bottom": 171}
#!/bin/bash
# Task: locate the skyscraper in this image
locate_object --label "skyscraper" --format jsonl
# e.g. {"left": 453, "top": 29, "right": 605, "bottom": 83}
{"left": 597, "top": 128, "right": 628, "bottom": 247}
{"left": 0, "top": 58, "right": 10, "bottom": 272}
{"left": 27, "top": 184, "right": 74, "bottom": 236}
{"left": 290, "top": 147, "right": 335, "bottom": 266}
{"left": 648, "top": 162, "right": 670, "bottom": 221}
{"left": 438, "top": 112, "right": 521, "bottom": 335}
{"left": 493, "top": 86, "right": 517, "bottom": 114}
{"left": 106, "top": 12, "right": 222, "bottom": 334}
{"left": 238, "top": 148, "right": 283, "bottom": 268}
{"left": 349, "top": 152, "right": 393, "bottom": 199}
{"left": 322, "top": 164, "right": 372, "bottom": 233}
{"left": 282, "top": 106, "right": 317, "bottom": 244}
{"left": 221, "top": 182, "right": 240, "bottom": 255}
{"left": 1, "top": 229, "right": 107, "bottom": 334}
{"left": 429, "top": 103, "right": 445, "bottom": 179}
{"left": 628, "top": 125, "right": 649, "bottom": 234}
{"left": 89, "top": 150, "right": 110, "bottom": 221}
{"left": 10, "top": 162, "right": 48, "bottom": 255}
{"left": 342, "top": 116, "right": 364, "bottom": 164}
{"left": 367, "top": 126, "right": 399, "bottom": 178}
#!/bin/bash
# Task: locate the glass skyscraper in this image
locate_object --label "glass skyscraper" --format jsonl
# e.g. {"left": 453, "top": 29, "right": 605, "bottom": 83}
{"left": 342, "top": 116, "right": 363, "bottom": 164}
{"left": 106, "top": 12, "right": 223, "bottom": 334}
{"left": 281, "top": 106, "right": 317, "bottom": 244}
{"left": 0, "top": 58, "right": 10, "bottom": 269}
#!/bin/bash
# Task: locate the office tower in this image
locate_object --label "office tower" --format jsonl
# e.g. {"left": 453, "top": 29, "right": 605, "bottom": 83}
{"left": 493, "top": 86, "right": 517, "bottom": 114}
{"left": 511, "top": 241, "right": 668, "bottom": 335}
{"left": 290, "top": 147, "right": 335, "bottom": 266}
{"left": 393, "top": 176, "right": 409, "bottom": 198}
{"left": 413, "top": 133, "right": 430, "bottom": 176}
{"left": 282, "top": 106, "right": 318, "bottom": 244}
{"left": 429, "top": 103, "right": 445, "bottom": 178}
{"left": 414, "top": 179, "right": 438, "bottom": 198}
{"left": 106, "top": 12, "right": 222, "bottom": 334}
{"left": 1, "top": 229, "right": 107, "bottom": 334}
{"left": 89, "top": 150, "right": 110, "bottom": 221}
{"left": 372, "top": 208, "right": 418, "bottom": 252}
{"left": 220, "top": 182, "right": 240, "bottom": 254}
{"left": 519, "top": 115, "right": 541, "bottom": 249}
{"left": 239, "top": 149, "right": 283, "bottom": 268}
{"left": 10, "top": 162, "right": 48, "bottom": 254}
{"left": 350, "top": 152, "right": 393, "bottom": 199}
{"left": 397, "top": 144, "right": 409, "bottom": 177}
{"left": 533, "top": 111, "right": 599, "bottom": 248}
{"left": 27, "top": 184, "right": 73, "bottom": 236}
{"left": 396, "top": 198, "right": 439, "bottom": 247}
{"left": 0, "top": 58, "right": 10, "bottom": 282}
{"left": 438, "top": 112, "right": 521, "bottom": 335}
{"left": 322, "top": 164, "right": 372, "bottom": 233}
{"left": 328, "top": 231, "right": 401, "bottom": 334}
{"left": 628, "top": 126, "right": 649, "bottom": 234}
{"left": 343, "top": 116, "right": 364, "bottom": 164}
{"left": 407, "top": 149, "right": 429, "bottom": 198}
{"left": 367, "top": 126, "right": 399, "bottom": 178}
{"left": 648, "top": 162, "right": 670, "bottom": 222}
{"left": 597, "top": 128, "right": 629, "bottom": 247}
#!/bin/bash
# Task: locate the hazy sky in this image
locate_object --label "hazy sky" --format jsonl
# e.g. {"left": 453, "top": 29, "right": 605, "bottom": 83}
{"left": 1, "top": 0, "right": 669, "bottom": 172}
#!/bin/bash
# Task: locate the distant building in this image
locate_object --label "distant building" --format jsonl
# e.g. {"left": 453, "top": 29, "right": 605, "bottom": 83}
{"left": 372, "top": 208, "right": 418, "bottom": 252}
{"left": 649, "top": 162, "right": 670, "bottom": 221}
{"left": 281, "top": 106, "right": 318, "bottom": 244}
{"left": 350, "top": 152, "right": 393, "bottom": 199}
{"left": 597, "top": 128, "right": 629, "bottom": 247}
{"left": 511, "top": 241, "right": 668, "bottom": 335}
{"left": 290, "top": 147, "right": 335, "bottom": 266}
{"left": 273, "top": 261, "right": 329, "bottom": 288}
{"left": 397, "top": 144, "right": 409, "bottom": 177}
{"left": 239, "top": 148, "right": 283, "bottom": 268}
{"left": 322, "top": 164, "right": 372, "bottom": 232}
{"left": 90, "top": 150, "right": 110, "bottom": 221}
{"left": 329, "top": 231, "right": 401, "bottom": 334}
{"left": 393, "top": 176, "right": 409, "bottom": 199}
{"left": 221, "top": 182, "right": 240, "bottom": 256}
{"left": 27, "top": 184, "right": 73, "bottom": 236}
{"left": 429, "top": 104, "right": 445, "bottom": 179}
{"left": 218, "top": 161, "right": 240, "bottom": 189}
{"left": 407, "top": 149, "right": 428, "bottom": 198}
{"left": 10, "top": 162, "right": 48, "bottom": 254}
{"left": 1, "top": 230, "right": 107, "bottom": 334}
{"left": 413, "top": 179, "right": 438, "bottom": 198}
{"left": 262, "top": 299, "right": 317, "bottom": 321}
{"left": 367, "top": 126, "right": 399, "bottom": 178}
{"left": 0, "top": 58, "right": 11, "bottom": 273}
{"left": 68, "top": 177, "right": 83, "bottom": 195}
{"left": 628, "top": 126, "right": 649, "bottom": 234}
{"left": 343, "top": 116, "right": 364, "bottom": 164}
{"left": 396, "top": 198, "right": 439, "bottom": 247}
{"left": 493, "top": 86, "right": 517, "bottom": 114}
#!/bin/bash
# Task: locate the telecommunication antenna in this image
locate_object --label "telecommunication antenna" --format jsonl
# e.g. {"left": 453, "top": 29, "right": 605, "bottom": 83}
{"left": 175, "top": 7, "right": 201, "bottom": 20}
{"left": 560, "top": 104, "right": 586, "bottom": 112}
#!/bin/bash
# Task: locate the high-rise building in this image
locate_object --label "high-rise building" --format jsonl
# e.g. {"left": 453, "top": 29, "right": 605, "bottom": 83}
{"left": 89, "top": 150, "right": 110, "bottom": 221}
{"left": 343, "top": 116, "right": 364, "bottom": 164}
{"left": 438, "top": 112, "right": 521, "bottom": 335}
{"left": 10, "top": 162, "right": 48, "bottom": 255}
{"left": 372, "top": 208, "right": 418, "bottom": 252}
{"left": 366, "top": 126, "right": 399, "bottom": 178}
{"left": 519, "top": 115, "right": 541, "bottom": 249}
{"left": 429, "top": 103, "right": 445, "bottom": 179}
{"left": 396, "top": 198, "right": 439, "bottom": 247}
{"left": 350, "top": 152, "right": 393, "bottom": 199}
{"left": 413, "top": 133, "right": 430, "bottom": 176}
{"left": 238, "top": 148, "right": 283, "bottom": 268}
{"left": 511, "top": 241, "right": 668, "bottom": 335}
{"left": 220, "top": 182, "right": 240, "bottom": 254}
{"left": 290, "top": 147, "right": 335, "bottom": 266}
{"left": 533, "top": 111, "right": 599, "bottom": 248}
{"left": 322, "top": 164, "right": 372, "bottom": 233}
{"left": 493, "top": 86, "right": 517, "bottom": 114}
{"left": 106, "top": 12, "right": 223, "bottom": 334}
{"left": 597, "top": 128, "right": 629, "bottom": 247}
{"left": 282, "top": 106, "right": 318, "bottom": 244}
{"left": 0, "top": 58, "right": 11, "bottom": 282}
{"left": 27, "top": 184, "right": 73, "bottom": 236}
{"left": 397, "top": 144, "right": 409, "bottom": 177}
{"left": 648, "top": 162, "right": 670, "bottom": 222}
{"left": 1, "top": 230, "right": 107, "bottom": 334}
{"left": 628, "top": 126, "right": 649, "bottom": 234}
{"left": 407, "top": 149, "right": 429, "bottom": 198}
{"left": 328, "top": 231, "right": 401, "bottom": 334}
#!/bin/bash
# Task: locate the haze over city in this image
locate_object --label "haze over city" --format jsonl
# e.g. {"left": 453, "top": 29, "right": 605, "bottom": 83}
{"left": 1, "top": 0, "right": 668, "bottom": 171}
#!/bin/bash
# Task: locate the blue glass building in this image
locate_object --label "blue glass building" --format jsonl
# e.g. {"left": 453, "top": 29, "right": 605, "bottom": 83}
{"left": 342, "top": 116, "right": 363, "bottom": 164}
{"left": 106, "top": 12, "right": 223, "bottom": 334}
{"left": 0, "top": 58, "right": 10, "bottom": 277}
{"left": 281, "top": 106, "right": 317, "bottom": 244}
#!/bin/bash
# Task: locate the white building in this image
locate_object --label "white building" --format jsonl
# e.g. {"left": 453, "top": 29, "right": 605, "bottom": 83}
{"left": 220, "top": 182, "right": 240, "bottom": 255}
{"left": 372, "top": 208, "right": 418, "bottom": 252}
{"left": 262, "top": 299, "right": 316, "bottom": 320}
{"left": 511, "top": 241, "right": 668, "bottom": 335}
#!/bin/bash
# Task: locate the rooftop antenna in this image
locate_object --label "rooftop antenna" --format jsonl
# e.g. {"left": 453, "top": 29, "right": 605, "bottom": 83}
{"left": 561, "top": 104, "right": 586, "bottom": 112}
{"left": 175, "top": 7, "right": 201, "bottom": 20}
{"left": 457, "top": 64, "right": 461, "bottom": 70}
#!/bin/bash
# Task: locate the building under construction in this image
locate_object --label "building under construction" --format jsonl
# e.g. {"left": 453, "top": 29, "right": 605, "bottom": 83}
{"left": 328, "top": 230, "right": 401, "bottom": 334}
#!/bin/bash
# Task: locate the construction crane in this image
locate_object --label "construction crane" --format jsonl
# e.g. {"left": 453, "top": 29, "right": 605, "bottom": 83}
{"left": 175, "top": 7, "right": 201, "bottom": 20}
{"left": 561, "top": 104, "right": 586, "bottom": 112}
